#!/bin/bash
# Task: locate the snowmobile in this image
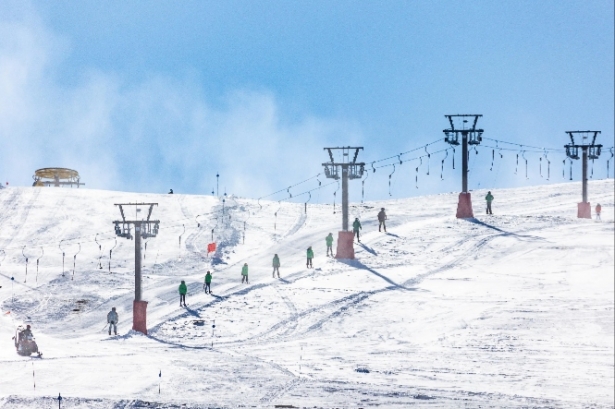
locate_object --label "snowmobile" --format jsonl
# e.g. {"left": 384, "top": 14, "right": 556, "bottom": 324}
{"left": 13, "top": 325, "right": 42, "bottom": 357}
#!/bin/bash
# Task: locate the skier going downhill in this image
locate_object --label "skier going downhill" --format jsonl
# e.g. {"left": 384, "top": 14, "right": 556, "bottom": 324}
{"left": 306, "top": 246, "right": 314, "bottom": 268}
{"left": 272, "top": 254, "right": 280, "bottom": 278}
{"left": 241, "top": 263, "right": 249, "bottom": 284}
{"left": 325, "top": 233, "right": 334, "bottom": 256}
{"left": 485, "top": 191, "right": 494, "bottom": 215}
{"left": 107, "top": 307, "right": 119, "bottom": 336}
{"left": 377, "top": 208, "right": 387, "bottom": 232}
{"left": 353, "top": 218, "right": 362, "bottom": 242}
{"left": 204, "top": 271, "right": 212, "bottom": 294}
{"left": 179, "top": 280, "right": 187, "bottom": 307}
{"left": 596, "top": 203, "right": 602, "bottom": 221}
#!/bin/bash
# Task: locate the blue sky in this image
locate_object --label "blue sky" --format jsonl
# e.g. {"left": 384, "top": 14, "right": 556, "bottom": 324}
{"left": 0, "top": 0, "right": 613, "bottom": 202}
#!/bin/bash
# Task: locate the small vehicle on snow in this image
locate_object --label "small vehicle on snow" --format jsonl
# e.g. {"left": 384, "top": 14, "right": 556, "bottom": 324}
{"left": 13, "top": 325, "right": 42, "bottom": 357}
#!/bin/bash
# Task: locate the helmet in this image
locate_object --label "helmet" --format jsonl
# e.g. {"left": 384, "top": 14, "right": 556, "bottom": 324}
{"left": 112, "top": 307, "right": 116, "bottom": 311}
{"left": 26, "top": 325, "right": 30, "bottom": 329}
{"left": 381, "top": 208, "right": 384, "bottom": 210}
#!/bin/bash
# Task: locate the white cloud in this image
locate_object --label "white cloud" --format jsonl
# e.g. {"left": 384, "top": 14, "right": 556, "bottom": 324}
{"left": 0, "top": 5, "right": 364, "bottom": 198}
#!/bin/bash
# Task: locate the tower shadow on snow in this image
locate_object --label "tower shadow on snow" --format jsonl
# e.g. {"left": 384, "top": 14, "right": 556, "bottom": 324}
{"left": 357, "top": 242, "right": 378, "bottom": 256}
{"left": 337, "top": 258, "right": 414, "bottom": 291}
{"left": 465, "top": 217, "right": 546, "bottom": 242}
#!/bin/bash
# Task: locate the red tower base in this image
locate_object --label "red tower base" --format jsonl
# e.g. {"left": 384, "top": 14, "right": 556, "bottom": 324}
{"left": 577, "top": 202, "right": 591, "bottom": 219}
{"left": 133, "top": 300, "right": 148, "bottom": 335}
{"left": 335, "top": 231, "right": 355, "bottom": 259}
{"left": 456, "top": 192, "right": 474, "bottom": 219}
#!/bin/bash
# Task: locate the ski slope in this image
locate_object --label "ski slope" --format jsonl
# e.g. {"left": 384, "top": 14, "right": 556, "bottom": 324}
{"left": 0, "top": 180, "right": 613, "bottom": 408}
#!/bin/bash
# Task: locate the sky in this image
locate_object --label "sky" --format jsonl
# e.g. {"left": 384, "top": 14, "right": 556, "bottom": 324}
{"left": 0, "top": 0, "right": 613, "bottom": 202}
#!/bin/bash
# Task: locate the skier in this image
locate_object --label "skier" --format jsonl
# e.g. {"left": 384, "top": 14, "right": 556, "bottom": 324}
{"left": 377, "top": 208, "right": 387, "bottom": 232}
{"left": 168, "top": 189, "right": 173, "bottom": 194}
{"left": 241, "top": 263, "right": 249, "bottom": 284}
{"left": 352, "top": 218, "right": 362, "bottom": 242}
{"left": 306, "top": 246, "right": 314, "bottom": 268}
{"left": 107, "top": 307, "right": 119, "bottom": 336}
{"left": 325, "top": 233, "right": 334, "bottom": 256}
{"left": 595, "top": 203, "right": 602, "bottom": 221}
{"left": 272, "top": 254, "right": 280, "bottom": 278}
{"left": 179, "top": 280, "right": 187, "bottom": 307}
{"left": 204, "top": 271, "right": 212, "bottom": 294}
{"left": 485, "top": 191, "right": 494, "bottom": 215}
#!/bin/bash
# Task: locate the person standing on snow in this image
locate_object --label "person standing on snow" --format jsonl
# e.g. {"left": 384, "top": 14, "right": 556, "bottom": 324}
{"left": 325, "top": 233, "right": 334, "bottom": 256}
{"left": 485, "top": 191, "right": 494, "bottom": 215}
{"left": 272, "top": 254, "right": 281, "bottom": 278}
{"left": 377, "top": 208, "right": 387, "bottom": 233}
{"left": 179, "top": 280, "right": 188, "bottom": 307}
{"left": 352, "top": 218, "right": 362, "bottom": 242}
{"left": 595, "top": 203, "right": 602, "bottom": 221}
{"left": 107, "top": 307, "right": 119, "bottom": 336}
{"left": 241, "top": 263, "right": 249, "bottom": 284}
{"left": 306, "top": 246, "right": 314, "bottom": 268}
{"left": 204, "top": 271, "right": 212, "bottom": 294}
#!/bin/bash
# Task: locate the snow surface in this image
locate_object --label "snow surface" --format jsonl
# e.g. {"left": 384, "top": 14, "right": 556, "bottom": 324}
{"left": 0, "top": 180, "right": 613, "bottom": 408}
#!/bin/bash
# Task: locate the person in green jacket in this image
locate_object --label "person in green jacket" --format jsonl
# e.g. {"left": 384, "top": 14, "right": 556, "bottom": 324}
{"left": 204, "top": 271, "right": 212, "bottom": 294}
{"left": 325, "top": 233, "right": 334, "bottom": 257}
{"left": 241, "top": 263, "right": 249, "bottom": 284}
{"left": 306, "top": 246, "right": 314, "bottom": 268}
{"left": 272, "top": 254, "right": 280, "bottom": 278}
{"left": 485, "top": 191, "right": 494, "bottom": 215}
{"left": 352, "top": 218, "right": 362, "bottom": 242}
{"left": 179, "top": 280, "right": 187, "bottom": 307}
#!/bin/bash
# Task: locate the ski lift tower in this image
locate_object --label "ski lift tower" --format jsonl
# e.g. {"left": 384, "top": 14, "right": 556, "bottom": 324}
{"left": 564, "top": 131, "right": 602, "bottom": 218}
{"left": 443, "top": 114, "right": 484, "bottom": 218}
{"left": 113, "top": 203, "right": 160, "bottom": 335}
{"left": 322, "top": 146, "right": 365, "bottom": 259}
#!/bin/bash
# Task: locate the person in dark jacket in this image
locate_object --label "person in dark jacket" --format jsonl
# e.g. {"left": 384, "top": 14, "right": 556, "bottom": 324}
{"left": 485, "top": 191, "right": 494, "bottom": 215}
{"left": 19, "top": 325, "right": 33, "bottom": 340}
{"left": 377, "top": 208, "right": 387, "bottom": 232}
{"left": 179, "top": 280, "right": 187, "bottom": 306}
{"left": 272, "top": 254, "right": 280, "bottom": 278}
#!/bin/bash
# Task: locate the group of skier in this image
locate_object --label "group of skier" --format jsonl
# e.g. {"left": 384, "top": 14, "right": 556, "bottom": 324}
{"left": 102, "top": 190, "right": 603, "bottom": 336}
{"left": 351, "top": 207, "right": 387, "bottom": 243}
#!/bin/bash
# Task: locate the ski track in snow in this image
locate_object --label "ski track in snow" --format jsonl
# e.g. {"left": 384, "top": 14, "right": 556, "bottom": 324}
{"left": 0, "top": 180, "right": 613, "bottom": 408}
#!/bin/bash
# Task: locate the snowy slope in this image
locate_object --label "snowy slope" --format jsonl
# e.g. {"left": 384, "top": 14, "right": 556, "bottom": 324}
{"left": 0, "top": 180, "right": 613, "bottom": 408}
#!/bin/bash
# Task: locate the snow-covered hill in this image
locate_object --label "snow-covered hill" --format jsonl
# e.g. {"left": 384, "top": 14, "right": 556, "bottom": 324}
{"left": 0, "top": 180, "right": 613, "bottom": 408}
